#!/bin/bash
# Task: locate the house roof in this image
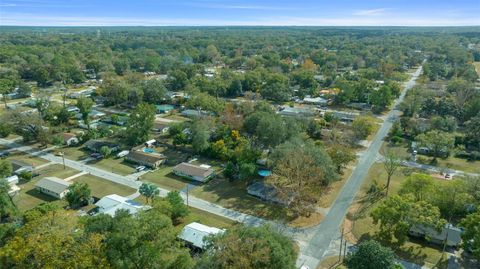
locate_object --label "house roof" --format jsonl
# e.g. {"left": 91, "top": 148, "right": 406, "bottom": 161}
{"left": 95, "top": 194, "right": 147, "bottom": 216}
{"left": 126, "top": 150, "right": 166, "bottom": 164}
{"left": 63, "top": 133, "right": 77, "bottom": 141}
{"left": 35, "top": 177, "right": 70, "bottom": 194}
{"left": 173, "top": 162, "right": 215, "bottom": 178}
{"left": 84, "top": 140, "right": 118, "bottom": 150}
{"left": 178, "top": 222, "right": 224, "bottom": 249}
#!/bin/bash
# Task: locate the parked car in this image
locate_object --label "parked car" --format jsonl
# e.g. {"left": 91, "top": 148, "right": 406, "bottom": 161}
{"left": 135, "top": 166, "right": 146, "bottom": 172}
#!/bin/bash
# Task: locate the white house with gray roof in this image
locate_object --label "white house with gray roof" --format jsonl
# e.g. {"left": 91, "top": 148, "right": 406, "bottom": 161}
{"left": 95, "top": 194, "right": 149, "bottom": 216}
{"left": 178, "top": 222, "right": 224, "bottom": 250}
{"left": 35, "top": 177, "right": 71, "bottom": 199}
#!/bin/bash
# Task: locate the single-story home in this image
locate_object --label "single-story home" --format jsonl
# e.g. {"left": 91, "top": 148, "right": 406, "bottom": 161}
{"left": 75, "top": 109, "right": 106, "bottom": 120}
{"left": 10, "top": 160, "right": 33, "bottom": 175}
{"left": 320, "top": 110, "right": 359, "bottom": 122}
{"left": 63, "top": 133, "right": 79, "bottom": 146}
{"left": 156, "top": 104, "right": 175, "bottom": 114}
{"left": 409, "top": 223, "right": 463, "bottom": 247}
{"left": 35, "top": 177, "right": 71, "bottom": 199}
{"left": 84, "top": 140, "right": 119, "bottom": 153}
{"left": 278, "top": 107, "right": 316, "bottom": 117}
{"left": 178, "top": 222, "right": 224, "bottom": 250}
{"left": 95, "top": 194, "right": 149, "bottom": 216}
{"left": 247, "top": 182, "right": 288, "bottom": 205}
{"left": 181, "top": 109, "right": 210, "bottom": 118}
{"left": 125, "top": 149, "right": 166, "bottom": 168}
{"left": 303, "top": 96, "right": 328, "bottom": 106}
{"left": 173, "top": 162, "right": 215, "bottom": 182}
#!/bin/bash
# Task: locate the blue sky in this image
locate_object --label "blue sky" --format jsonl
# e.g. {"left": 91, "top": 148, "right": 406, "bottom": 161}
{"left": 1, "top": 0, "right": 479, "bottom": 26}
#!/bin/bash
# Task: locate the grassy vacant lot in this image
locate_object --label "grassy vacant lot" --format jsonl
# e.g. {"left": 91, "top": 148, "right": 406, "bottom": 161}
{"left": 191, "top": 176, "right": 287, "bottom": 220}
{"left": 6, "top": 151, "right": 49, "bottom": 167}
{"left": 473, "top": 62, "right": 480, "bottom": 75}
{"left": 142, "top": 166, "right": 191, "bottom": 191}
{"left": 347, "top": 162, "right": 447, "bottom": 267}
{"left": 36, "top": 164, "right": 79, "bottom": 179}
{"left": 316, "top": 256, "right": 346, "bottom": 269}
{"left": 90, "top": 158, "right": 136, "bottom": 176}
{"left": 181, "top": 207, "right": 236, "bottom": 229}
{"left": 73, "top": 174, "right": 136, "bottom": 198}
{"left": 61, "top": 146, "right": 90, "bottom": 161}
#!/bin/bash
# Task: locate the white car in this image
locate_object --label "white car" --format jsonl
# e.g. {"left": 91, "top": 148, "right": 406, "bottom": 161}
{"left": 136, "top": 166, "right": 146, "bottom": 172}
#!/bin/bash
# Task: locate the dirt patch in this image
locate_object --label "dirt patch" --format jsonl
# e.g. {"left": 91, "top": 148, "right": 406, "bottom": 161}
{"left": 288, "top": 212, "right": 324, "bottom": 228}
{"left": 343, "top": 203, "right": 361, "bottom": 244}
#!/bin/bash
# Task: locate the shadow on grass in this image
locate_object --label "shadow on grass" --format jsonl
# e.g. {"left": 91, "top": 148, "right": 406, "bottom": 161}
{"left": 25, "top": 189, "right": 58, "bottom": 203}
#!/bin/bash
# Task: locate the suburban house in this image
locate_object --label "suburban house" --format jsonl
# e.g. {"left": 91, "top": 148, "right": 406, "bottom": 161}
{"left": 84, "top": 140, "right": 119, "bottom": 153}
{"left": 247, "top": 181, "right": 289, "bottom": 205}
{"left": 76, "top": 109, "right": 106, "bottom": 120}
{"left": 68, "top": 87, "right": 96, "bottom": 99}
{"left": 156, "top": 104, "right": 175, "bottom": 114}
{"left": 181, "top": 109, "right": 210, "bottom": 118}
{"left": 63, "top": 133, "right": 79, "bottom": 146}
{"left": 409, "top": 224, "right": 463, "bottom": 247}
{"left": 95, "top": 194, "right": 149, "bottom": 216}
{"left": 125, "top": 149, "right": 166, "bottom": 168}
{"left": 302, "top": 96, "right": 328, "bottom": 106}
{"left": 173, "top": 162, "right": 215, "bottom": 182}
{"left": 319, "top": 109, "right": 359, "bottom": 122}
{"left": 10, "top": 160, "right": 33, "bottom": 175}
{"left": 278, "top": 106, "right": 316, "bottom": 117}
{"left": 35, "top": 177, "right": 71, "bottom": 199}
{"left": 178, "top": 222, "right": 224, "bottom": 250}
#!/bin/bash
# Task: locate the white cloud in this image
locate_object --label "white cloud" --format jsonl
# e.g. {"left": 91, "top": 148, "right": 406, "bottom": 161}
{"left": 354, "top": 8, "right": 391, "bottom": 16}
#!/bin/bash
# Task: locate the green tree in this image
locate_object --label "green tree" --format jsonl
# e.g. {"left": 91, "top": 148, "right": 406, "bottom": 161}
{"left": 465, "top": 115, "right": 480, "bottom": 151}
{"left": 65, "top": 182, "right": 92, "bottom": 209}
{"left": 268, "top": 138, "right": 337, "bottom": 217}
{"left": 416, "top": 130, "right": 454, "bottom": 161}
{"left": 327, "top": 145, "right": 356, "bottom": 173}
{"left": 198, "top": 225, "right": 297, "bottom": 269}
{"left": 460, "top": 209, "right": 480, "bottom": 259}
{"left": 345, "top": 240, "right": 397, "bottom": 269}
{"left": 100, "top": 145, "right": 112, "bottom": 158}
{"left": 399, "top": 173, "right": 434, "bottom": 202}
{"left": 125, "top": 103, "right": 155, "bottom": 145}
{"left": 0, "top": 209, "right": 109, "bottom": 268}
{"left": 139, "top": 182, "right": 160, "bottom": 204}
{"left": 166, "top": 190, "right": 189, "bottom": 224}
{"left": 0, "top": 122, "right": 12, "bottom": 138}
{"left": 371, "top": 195, "right": 445, "bottom": 245}
{"left": 0, "top": 77, "right": 16, "bottom": 108}
{"left": 141, "top": 79, "right": 167, "bottom": 104}
{"left": 238, "top": 162, "right": 256, "bottom": 181}
{"left": 191, "top": 119, "right": 211, "bottom": 153}
{"left": 352, "top": 116, "right": 375, "bottom": 141}
{"left": 0, "top": 178, "right": 17, "bottom": 219}
{"left": 0, "top": 159, "right": 13, "bottom": 178}
{"left": 76, "top": 96, "right": 94, "bottom": 129}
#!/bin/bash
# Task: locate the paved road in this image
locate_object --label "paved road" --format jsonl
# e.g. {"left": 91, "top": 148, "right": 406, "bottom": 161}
{"left": 299, "top": 66, "right": 424, "bottom": 268}
{"left": 0, "top": 138, "right": 292, "bottom": 232}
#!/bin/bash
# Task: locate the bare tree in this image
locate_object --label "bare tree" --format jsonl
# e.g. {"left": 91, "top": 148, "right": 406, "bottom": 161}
{"left": 383, "top": 151, "right": 401, "bottom": 196}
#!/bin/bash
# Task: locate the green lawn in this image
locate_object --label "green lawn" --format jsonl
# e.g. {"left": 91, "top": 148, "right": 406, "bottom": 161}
{"left": 72, "top": 174, "right": 136, "bottom": 198}
{"left": 191, "top": 176, "right": 287, "bottom": 221}
{"left": 12, "top": 176, "right": 67, "bottom": 211}
{"left": 141, "top": 167, "right": 191, "bottom": 191}
{"left": 90, "top": 158, "right": 136, "bottom": 176}
{"left": 61, "top": 146, "right": 90, "bottom": 161}
{"left": 35, "top": 164, "right": 79, "bottom": 179}
{"left": 6, "top": 151, "right": 49, "bottom": 167}
{"left": 180, "top": 207, "right": 236, "bottom": 229}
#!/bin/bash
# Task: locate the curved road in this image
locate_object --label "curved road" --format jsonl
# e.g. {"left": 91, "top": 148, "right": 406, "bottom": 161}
{"left": 299, "top": 65, "right": 424, "bottom": 268}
